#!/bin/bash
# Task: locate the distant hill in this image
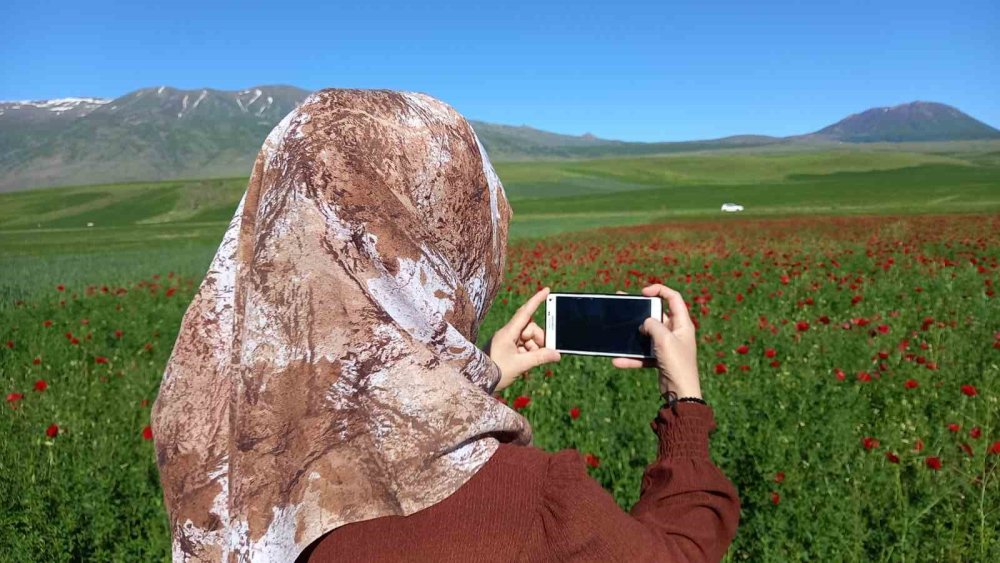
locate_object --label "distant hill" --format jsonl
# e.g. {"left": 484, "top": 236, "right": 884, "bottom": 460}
{"left": 1, "top": 86, "right": 996, "bottom": 191}
{"left": 808, "top": 101, "right": 1000, "bottom": 143}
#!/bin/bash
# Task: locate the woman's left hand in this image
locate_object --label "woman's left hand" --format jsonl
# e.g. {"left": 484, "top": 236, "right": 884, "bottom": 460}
{"left": 485, "top": 287, "right": 561, "bottom": 392}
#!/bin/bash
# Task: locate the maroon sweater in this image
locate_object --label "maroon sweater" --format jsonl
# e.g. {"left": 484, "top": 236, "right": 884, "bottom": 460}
{"left": 302, "top": 403, "right": 740, "bottom": 562}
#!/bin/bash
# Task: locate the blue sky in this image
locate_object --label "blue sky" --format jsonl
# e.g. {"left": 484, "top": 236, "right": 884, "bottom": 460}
{"left": 3, "top": 0, "right": 997, "bottom": 141}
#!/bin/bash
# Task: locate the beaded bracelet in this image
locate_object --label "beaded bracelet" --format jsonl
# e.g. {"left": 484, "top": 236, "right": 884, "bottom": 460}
{"left": 661, "top": 391, "right": 708, "bottom": 411}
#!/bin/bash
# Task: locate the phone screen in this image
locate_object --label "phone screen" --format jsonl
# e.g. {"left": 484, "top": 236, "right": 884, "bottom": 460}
{"left": 554, "top": 295, "right": 653, "bottom": 357}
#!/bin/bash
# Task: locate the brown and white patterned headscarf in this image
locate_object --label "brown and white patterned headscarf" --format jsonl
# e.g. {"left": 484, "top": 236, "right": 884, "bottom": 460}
{"left": 151, "top": 89, "right": 531, "bottom": 562}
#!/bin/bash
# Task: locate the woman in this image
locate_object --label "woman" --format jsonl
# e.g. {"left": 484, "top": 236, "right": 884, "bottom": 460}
{"left": 152, "top": 89, "right": 739, "bottom": 562}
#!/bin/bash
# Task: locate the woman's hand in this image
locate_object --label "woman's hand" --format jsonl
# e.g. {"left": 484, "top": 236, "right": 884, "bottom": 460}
{"left": 485, "top": 287, "right": 561, "bottom": 392}
{"left": 611, "top": 284, "right": 702, "bottom": 400}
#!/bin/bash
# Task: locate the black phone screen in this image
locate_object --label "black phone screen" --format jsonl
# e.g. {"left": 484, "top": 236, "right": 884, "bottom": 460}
{"left": 554, "top": 295, "right": 653, "bottom": 357}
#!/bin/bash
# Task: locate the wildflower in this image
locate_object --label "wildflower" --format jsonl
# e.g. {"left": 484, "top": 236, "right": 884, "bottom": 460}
{"left": 947, "top": 423, "right": 960, "bottom": 433}
{"left": 512, "top": 395, "right": 531, "bottom": 410}
{"left": 862, "top": 437, "right": 879, "bottom": 450}
{"left": 142, "top": 426, "right": 154, "bottom": 440}
{"left": 970, "top": 427, "right": 982, "bottom": 440}
{"left": 94, "top": 356, "right": 109, "bottom": 365}
{"left": 584, "top": 453, "right": 600, "bottom": 468}
{"left": 714, "top": 363, "right": 728, "bottom": 374}
{"left": 989, "top": 442, "right": 1000, "bottom": 455}
{"left": 6, "top": 392, "right": 23, "bottom": 405}
{"left": 770, "top": 491, "right": 780, "bottom": 505}
{"left": 764, "top": 348, "right": 777, "bottom": 358}
{"left": 925, "top": 456, "right": 942, "bottom": 470}
{"left": 34, "top": 380, "right": 47, "bottom": 392}
{"left": 736, "top": 345, "right": 749, "bottom": 355}
{"left": 569, "top": 407, "right": 580, "bottom": 420}
{"left": 961, "top": 384, "right": 978, "bottom": 397}
{"left": 796, "top": 321, "right": 810, "bottom": 332}
{"left": 46, "top": 424, "right": 59, "bottom": 438}
{"left": 885, "top": 451, "right": 900, "bottom": 464}
{"left": 774, "top": 472, "right": 785, "bottom": 484}
{"left": 913, "top": 439, "right": 924, "bottom": 453}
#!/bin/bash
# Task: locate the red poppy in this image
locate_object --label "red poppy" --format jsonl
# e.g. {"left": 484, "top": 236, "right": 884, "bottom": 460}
{"left": 857, "top": 372, "right": 872, "bottom": 383}
{"left": 56, "top": 284, "right": 65, "bottom": 292}
{"left": 774, "top": 471, "right": 785, "bottom": 484}
{"left": 46, "top": 424, "right": 59, "bottom": 438}
{"left": 43, "top": 320, "right": 53, "bottom": 327}
{"left": 970, "top": 427, "right": 982, "bottom": 439}
{"left": 4, "top": 340, "right": 12, "bottom": 349}
{"left": 166, "top": 287, "right": 177, "bottom": 297}
{"left": 34, "top": 380, "right": 47, "bottom": 392}
{"left": 584, "top": 453, "right": 600, "bottom": 468}
{"left": 6, "top": 392, "right": 23, "bottom": 405}
{"left": 32, "top": 356, "right": 42, "bottom": 365}
{"left": 94, "top": 356, "right": 108, "bottom": 365}
{"left": 142, "top": 425, "right": 154, "bottom": 440}
{"left": 735, "top": 344, "right": 749, "bottom": 355}
{"left": 512, "top": 395, "right": 531, "bottom": 410}
{"left": 961, "top": 384, "right": 978, "bottom": 397}
{"left": 770, "top": 491, "right": 780, "bottom": 505}
{"left": 959, "top": 443, "right": 974, "bottom": 457}
{"left": 714, "top": 363, "right": 728, "bottom": 374}
{"left": 834, "top": 368, "right": 846, "bottom": 381}
{"left": 114, "top": 330, "right": 124, "bottom": 339}
{"left": 885, "top": 451, "right": 900, "bottom": 464}
{"left": 544, "top": 369, "right": 553, "bottom": 378}
{"left": 764, "top": 348, "right": 777, "bottom": 358}
{"left": 904, "top": 379, "right": 919, "bottom": 389}
{"left": 947, "top": 423, "right": 961, "bottom": 433}
{"left": 569, "top": 407, "right": 580, "bottom": 420}
{"left": 877, "top": 324, "right": 890, "bottom": 335}
{"left": 795, "top": 321, "right": 810, "bottom": 332}
{"left": 925, "top": 456, "right": 942, "bottom": 470}
{"left": 862, "top": 437, "right": 879, "bottom": 450}
{"left": 989, "top": 441, "right": 1000, "bottom": 456}
{"left": 913, "top": 439, "right": 924, "bottom": 453}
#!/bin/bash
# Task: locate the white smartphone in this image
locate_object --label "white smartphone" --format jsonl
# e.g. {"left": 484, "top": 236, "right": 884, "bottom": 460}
{"left": 545, "top": 293, "right": 662, "bottom": 359}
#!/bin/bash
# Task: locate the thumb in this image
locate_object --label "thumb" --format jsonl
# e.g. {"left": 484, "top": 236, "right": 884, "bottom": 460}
{"left": 512, "top": 348, "right": 561, "bottom": 374}
{"left": 640, "top": 317, "right": 669, "bottom": 340}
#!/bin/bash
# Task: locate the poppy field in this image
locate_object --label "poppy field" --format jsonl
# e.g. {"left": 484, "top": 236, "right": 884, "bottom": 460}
{"left": 2, "top": 212, "right": 999, "bottom": 561}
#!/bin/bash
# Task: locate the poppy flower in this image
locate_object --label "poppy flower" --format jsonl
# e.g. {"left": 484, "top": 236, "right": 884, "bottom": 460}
{"left": 959, "top": 443, "right": 974, "bottom": 457}
{"left": 46, "top": 424, "right": 59, "bottom": 438}
{"left": 947, "top": 423, "right": 960, "bottom": 433}
{"left": 512, "top": 395, "right": 531, "bottom": 410}
{"left": 904, "top": 379, "right": 919, "bottom": 389}
{"left": 114, "top": 330, "right": 124, "bottom": 339}
{"left": 834, "top": 369, "right": 846, "bottom": 381}
{"left": 43, "top": 320, "right": 53, "bottom": 327}
{"left": 714, "top": 363, "right": 728, "bottom": 375}
{"left": 764, "top": 348, "right": 777, "bottom": 358}
{"left": 4, "top": 340, "right": 12, "bottom": 349}
{"left": 877, "top": 324, "right": 890, "bottom": 335}
{"left": 989, "top": 441, "right": 1000, "bottom": 456}
{"left": 166, "top": 287, "right": 177, "bottom": 297}
{"left": 94, "top": 356, "right": 108, "bottom": 365}
{"left": 569, "top": 407, "right": 580, "bottom": 420}
{"left": 32, "top": 356, "right": 42, "bottom": 365}
{"left": 735, "top": 345, "right": 749, "bottom": 355}
{"left": 56, "top": 284, "right": 65, "bottom": 292}
{"left": 770, "top": 491, "right": 780, "bottom": 505}
{"left": 885, "top": 451, "right": 900, "bottom": 464}
{"left": 970, "top": 427, "right": 982, "bottom": 439}
{"left": 795, "top": 321, "right": 810, "bottom": 332}
{"left": 862, "top": 437, "right": 879, "bottom": 450}
{"left": 925, "top": 456, "right": 942, "bottom": 470}
{"left": 961, "top": 384, "right": 978, "bottom": 397}
{"left": 6, "top": 392, "right": 23, "bottom": 405}
{"left": 584, "top": 453, "right": 600, "bottom": 468}
{"left": 857, "top": 372, "right": 872, "bottom": 383}
{"left": 34, "top": 380, "right": 47, "bottom": 392}
{"left": 142, "top": 425, "right": 154, "bottom": 440}
{"left": 913, "top": 439, "right": 924, "bottom": 453}
{"left": 774, "top": 472, "right": 785, "bottom": 484}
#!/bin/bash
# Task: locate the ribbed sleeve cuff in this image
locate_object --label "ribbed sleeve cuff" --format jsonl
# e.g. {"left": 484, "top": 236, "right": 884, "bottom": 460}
{"left": 650, "top": 402, "right": 717, "bottom": 460}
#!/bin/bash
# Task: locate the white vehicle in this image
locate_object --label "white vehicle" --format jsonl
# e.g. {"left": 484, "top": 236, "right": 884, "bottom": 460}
{"left": 720, "top": 203, "right": 744, "bottom": 213}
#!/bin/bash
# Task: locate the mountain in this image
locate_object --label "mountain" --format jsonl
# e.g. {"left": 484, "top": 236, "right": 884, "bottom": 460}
{"left": 1, "top": 87, "right": 997, "bottom": 191}
{"left": 0, "top": 85, "right": 308, "bottom": 191}
{"left": 808, "top": 101, "right": 1000, "bottom": 143}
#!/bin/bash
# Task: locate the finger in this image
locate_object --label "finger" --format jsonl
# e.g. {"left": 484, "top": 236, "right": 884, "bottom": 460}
{"left": 503, "top": 287, "right": 550, "bottom": 338}
{"left": 642, "top": 284, "right": 693, "bottom": 331}
{"left": 640, "top": 317, "right": 670, "bottom": 340}
{"left": 520, "top": 322, "right": 545, "bottom": 348}
{"left": 611, "top": 357, "right": 654, "bottom": 369}
{"left": 512, "top": 348, "right": 561, "bottom": 373}
{"left": 517, "top": 345, "right": 528, "bottom": 354}
{"left": 524, "top": 339, "right": 540, "bottom": 352}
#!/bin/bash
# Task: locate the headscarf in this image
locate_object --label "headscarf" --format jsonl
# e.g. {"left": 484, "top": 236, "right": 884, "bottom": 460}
{"left": 151, "top": 89, "right": 532, "bottom": 562}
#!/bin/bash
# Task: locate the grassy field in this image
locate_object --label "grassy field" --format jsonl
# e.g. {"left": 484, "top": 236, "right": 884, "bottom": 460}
{"left": 2, "top": 146, "right": 1000, "bottom": 560}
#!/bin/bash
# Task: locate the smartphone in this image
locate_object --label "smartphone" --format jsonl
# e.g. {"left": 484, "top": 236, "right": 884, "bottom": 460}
{"left": 544, "top": 293, "right": 662, "bottom": 359}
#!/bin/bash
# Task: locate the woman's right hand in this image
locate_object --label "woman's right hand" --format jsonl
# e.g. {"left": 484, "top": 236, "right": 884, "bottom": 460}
{"left": 611, "top": 284, "right": 702, "bottom": 400}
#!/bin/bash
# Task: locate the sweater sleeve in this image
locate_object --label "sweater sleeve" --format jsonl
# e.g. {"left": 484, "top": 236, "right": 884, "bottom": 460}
{"left": 522, "top": 403, "right": 740, "bottom": 563}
